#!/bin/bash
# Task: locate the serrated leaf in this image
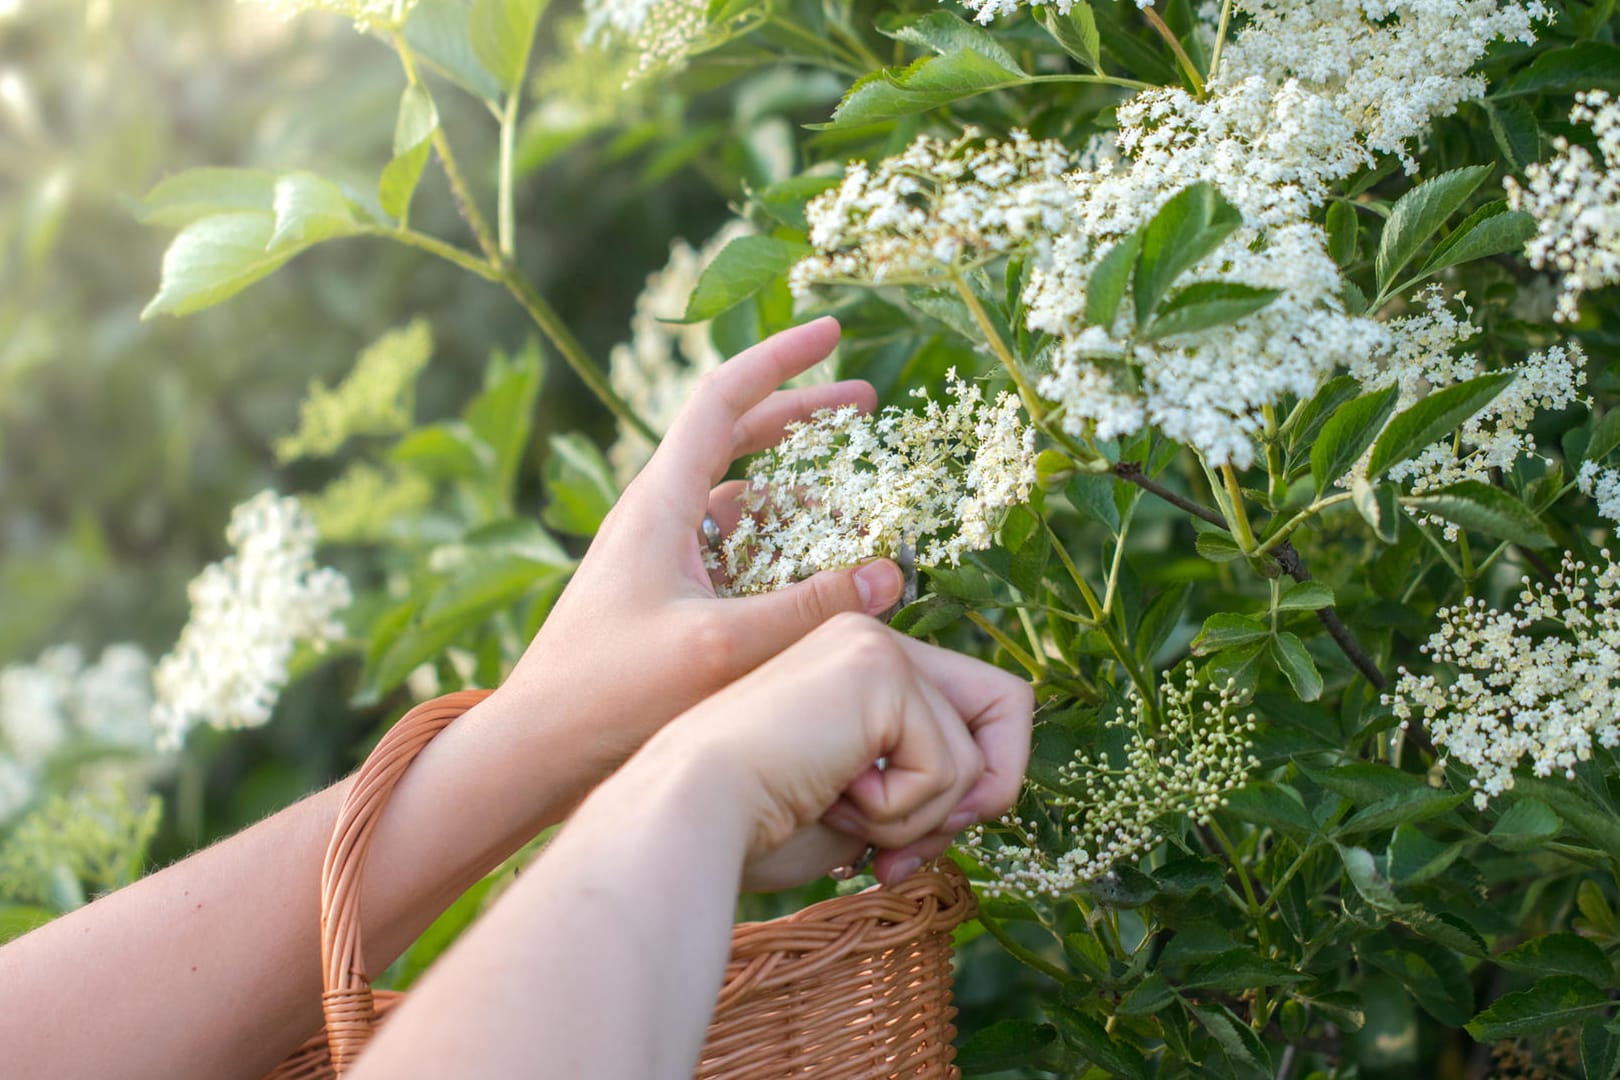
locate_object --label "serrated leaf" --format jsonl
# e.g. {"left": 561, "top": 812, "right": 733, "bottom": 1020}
{"left": 1363, "top": 937, "right": 1474, "bottom": 1027}
{"left": 1195, "top": 528, "right": 1244, "bottom": 563}
{"left": 1338, "top": 788, "right": 1464, "bottom": 835}
{"left": 1311, "top": 382, "right": 1400, "bottom": 495}
{"left": 380, "top": 85, "right": 439, "bottom": 222}
{"left": 1419, "top": 206, "right": 1536, "bottom": 278}
{"left": 681, "top": 235, "right": 810, "bottom": 322}
{"left": 1040, "top": 2, "right": 1101, "bottom": 71}
{"left": 1191, "top": 612, "right": 1270, "bottom": 654}
{"left": 1117, "top": 971, "right": 1176, "bottom": 1015}
{"left": 136, "top": 167, "right": 277, "bottom": 227}
{"left": 469, "top": 0, "right": 545, "bottom": 90}
{"left": 1491, "top": 797, "right": 1562, "bottom": 851}
{"left": 1085, "top": 229, "right": 1142, "bottom": 329}
{"left": 1270, "top": 631, "right": 1323, "bottom": 701}
{"left": 1352, "top": 477, "right": 1401, "bottom": 543}
{"left": 1339, "top": 844, "right": 1409, "bottom": 912}
{"left": 1589, "top": 410, "right": 1620, "bottom": 465}
{"left": 1224, "top": 781, "right": 1316, "bottom": 834}
{"left": 1193, "top": 1003, "right": 1270, "bottom": 1075}
{"left": 1326, "top": 200, "right": 1359, "bottom": 266}
{"left": 891, "top": 594, "right": 967, "bottom": 637}
{"left": 1277, "top": 581, "right": 1334, "bottom": 611}
{"left": 1513, "top": 777, "right": 1620, "bottom": 861}
{"left": 824, "top": 49, "right": 1027, "bottom": 129}
{"left": 141, "top": 212, "right": 291, "bottom": 319}
{"left": 1502, "top": 934, "right": 1613, "bottom": 989}
{"left": 404, "top": 0, "right": 503, "bottom": 102}
{"left": 1144, "top": 281, "right": 1281, "bottom": 340}
{"left": 541, "top": 432, "right": 618, "bottom": 536}
{"left": 1387, "top": 825, "right": 1465, "bottom": 885}
{"left": 1376, "top": 165, "right": 1492, "bottom": 292}
{"left": 1054, "top": 1008, "right": 1148, "bottom": 1080}
{"left": 267, "top": 172, "right": 362, "bottom": 254}
{"left": 1468, "top": 976, "right": 1609, "bottom": 1041}
{"left": 1135, "top": 183, "right": 1243, "bottom": 327}
{"left": 1584, "top": 1015, "right": 1620, "bottom": 1080}
{"left": 955, "top": 1020, "right": 1058, "bottom": 1071}
{"left": 1495, "top": 42, "right": 1620, "bottom": 98}
{"left": 1404, "top": 480, "right": 1553, "bottom": 548}
{"left": 878, "top": 11, "right": 1023, "bottom": 73}
{"left": 1183, "top": 950, "right": 1309, "bottom": 991}
{"left": 1486, "top": 100, "right": 1543, "bottom": 172}
{"left": 1287, "top": 375, "right": 1361, "bottom": 453}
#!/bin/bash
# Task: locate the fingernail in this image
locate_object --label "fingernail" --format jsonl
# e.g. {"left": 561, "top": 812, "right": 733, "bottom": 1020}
{"left": 854, "top": 560, "right": 902, "bottom": 614}
{"left": 945, "top": 810, "right": 976, "bottom": 833}
{"left": 885, "top": 856, "right": 922, "bottom": 884}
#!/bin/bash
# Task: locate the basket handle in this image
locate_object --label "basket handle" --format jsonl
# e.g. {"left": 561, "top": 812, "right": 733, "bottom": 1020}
{"left": 318, "top": 688, "right": 493, "bottom": 1074}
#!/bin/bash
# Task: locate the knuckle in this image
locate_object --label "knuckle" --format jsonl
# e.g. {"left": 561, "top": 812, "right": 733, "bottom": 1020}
{"left": 686, "top": 612, "right": 741, "bottom": 684}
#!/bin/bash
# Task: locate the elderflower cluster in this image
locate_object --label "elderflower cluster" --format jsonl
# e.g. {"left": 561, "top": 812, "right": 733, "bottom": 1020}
{"left": 581, "top": 0, "right": 713, "bottom": 79}
{"left": 715, "top": 372, "right": 1036, "bottom": 594}
{"left": 1579, "top": 461, "right": 1620, "bottom": 524}
{"left": 964, "top": 664, "right": 1259, "bottom": 899}
{"left": 0, "top": 644, "right": 162, "bottom": 825}
{"left": 1346, "top": 289, "right": 1587, "bottom": 507}
{"left": 1389, "top": 551, "right": 1620, "bottom": 808}
{"left": 791, "top": 128, "right": 1073, "bottom": 294}
{"left": 252, "top": 0, "right": 414, "bottom": 31}
{"left": 151, "top": 492, "right": 352, "bottom": 750}
{"left": 607, "top": 222, "right": 749, "bottom": 485}
{"left": 1506, "top": 91, "right": 1620, "bottom": 322}
{"left": 275, "top": 319, "right": 432, "bottom": 463}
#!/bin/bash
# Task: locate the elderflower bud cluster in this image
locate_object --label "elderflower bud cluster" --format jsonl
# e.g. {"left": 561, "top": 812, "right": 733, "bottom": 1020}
{"left": 1388, "top": 551, "right": 1620, "bottom": 809}
{"left": 1506, "top": 91, "right": 1620, "bottom": 322}
{"left": 275, "top": 320, "right": 433, "bottom": 463}
{"left": 715, "top": 372, "right": 1036, "bottom": 595}
{"left": 791, "top": 128, "right": 1073, "bottom": 294}
{"left": 581, "top": 0, "right": 715, "bottom": 79}
{"left": 0, "top": 644, "right": 160, "bottom": 825}
{"left": 964, "top": 663, "right": 1259, "bottom": 899}
{"left": 1347, "top": 289, "right": 1587, "bottom": 513}
{"left": 608, "top": 222, "right": 750, "bottom": 486}
{"left": 252, "top": 0, "right": 415, "bottom": 32}
{"left": 151, "top": 492, "right": 352, "bottom": 750}
{"left": 1579, "top": 460, "right": 1620, "bottom": 524}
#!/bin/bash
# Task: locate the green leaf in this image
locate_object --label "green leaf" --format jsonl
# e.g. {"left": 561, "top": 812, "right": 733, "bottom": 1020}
{"left": 1420, "top": 204, "right": 1536, "bottom": 278}
{"left": 464, "top": 341, "right": 543, "bottom": 501}
{"left": 541, "top": 432, "right": 619, "bottom": 536}
{"left": 1066, "top": 473, "right": 1121, "bottom": 535}
{"left": 1276, "top": 581, "right": 1333, "bottom": 612}
{"left": 1193, "top": 1003, "right": 1271, "bottom": 1075}
{"left": 0, "top": 905, "right": 55, "bottom": 945}
{"left": 878, "top": 11, "right": 1023, "bottom": 73}
{"left": 1376, "top": 165, "right": 1492, "bottom": 292}
{"left": 267, "top": 172, "right": 363, "bottom": 254}
{"left": 1143, "top": 281, "right": 1281, "bottom": 340}
{"left": 1191, "top": 612, "right": 1270, "bottom": 654}
{"left": 1366, "top": 373, "right": 1514, "bottom": 480}
{"left": 1485, "top": 100, "right": 1543, "bottom": 173}
{"left": 1337, "top": 788, "right": 1464, "bottom": 835}
{"left": 392, "top": 423, "right": 487, "bottom": 480}
{"left": 1117, "top": 971, "right": 1176, "bottom": 1015}
{"left": 1468, "top": 976, "right": 1609, "bottom": 1041}
{"left": 141, "top": 212, "right": 291, "bottom": 319}
{"left": 1386, "top": 825, "right": 1465, "bottom": 886}
{"left": 1136, "top": 582, "right": 1191, "bottom": 662}
{"left": 1039, "top": 2, "right": 1101, "bottom": 72}
{"left": 404, "top": 0, "right": 503, "bottom": 102}
{"left": 824, "top": 49, "right": 1027, "bottom": 130}
{"left": 1287, "top": 375, "right": 1361, "bottom": 454}
{"left": 136, "top": 167, "right": 277, "bottom": 227}
{"left": 1063, "top": 932, "right": 1111, "bottom": 982}
{"left": 1502, "top": 934, "right": 1614, "bottom": 989}
{"left": 1495, "top": 42, "right": 1620, "bottom": 98}
{"left": 469, "top": 0, "right": 545, "bottom": 91}
{"left": 891, "top": 594, "right": 966, "bottom": 637}
{"left": 681, "top": 236, "right": 810, "bottom": 322}
{"left": 1270, "top": 632, "right": 1323, "bottom": 701}
{"left": 1584, "top": 1015, "right": 1620, "bottom": 1080}
{"left": 384, "top": 875, "right": 497, "bottom": 990}
{"left": 1338, "top": 844, "right": 1409, "bottom": 912}
{"left": 380, "top": 85, "right": 439, "bottom": 222}
{"left": 1054, "top": 1008, "right": 1148, "bottom": 1080}
{"left": 1588, "top": 410, "right": 1620, "bottom": 465}
{"left": 1182, "top": 950, "right": 1309, "bottom": 992}
{"left": 1134, "top": 183, "right": 1243, "bottom": 328}
{"left": 1310, "top": 382, "right": 1400, "bottom": 495}
{"left": 1352, "top": 477, "right": 1401, "bottom": 543}
{"left": 1084, "top": 229, "right": 1143, "bottom": 329}
{"left": 1194, "top": 528, "right": 1244, "bottom": 563}
{"left": 1513, "top": 777, "right": 1620, "bottom": 861}
{"left": 1490, "top": 797, "right": 1562, "bottom": 852}
{"left": 1326, "top": 200, "right": 1359, "bottom": 266}
{"left": 1404, "top": 480, "right": 1553, "bottom": 548}
{"left": 1223, "top": 781, "right": 1316, "bottom": 834}
{"left": 1363, "top": 937, "right": 1474, "bottom": 1027}
{"left": 926, "top": 564, "right": 997, "bottom": 604}
{"left": 954, "top": 1020, "right": 1058, "bottom": 1072}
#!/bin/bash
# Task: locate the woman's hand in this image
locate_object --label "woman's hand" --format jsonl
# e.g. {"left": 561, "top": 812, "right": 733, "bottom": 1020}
{"left": 642, "top": 612, "right": 1034, "bottom": 889}
{"left": 487, "top": 317, "right": 906, "bottom": 796}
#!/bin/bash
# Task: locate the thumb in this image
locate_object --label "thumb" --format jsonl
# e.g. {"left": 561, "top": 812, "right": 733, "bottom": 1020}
{"left": 733, "top": 559, "right": 904, "bottom": 648}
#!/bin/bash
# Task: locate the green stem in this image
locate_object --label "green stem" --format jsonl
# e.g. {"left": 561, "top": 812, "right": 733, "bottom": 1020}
{"left": 1101, "top": 500, "right": 1135, "bottom": 618}
{"left": 363, "top": 226, "right": 503, "bottom": 281}
{"left": 1027, "top": 73, "right": 1158, "bottom": 93}
{"left": 1413, "top": 522, "right": 1465, "bottom": 577}
{"left": 1221, "top": 465, "right": 1258, "bottom": 553}
{"left": 1209, "top": 819, "right": 1269, "bottom": 950}
{"left": 1207, "top": 0, "right": 1235, "bottom": 81}
{"left": 503, "top": 269, "right": 658, "bottom": 442}
{"left": 978, "top": 910, "right": 1069, "bottom": 982}
{"left": 1261, "top": 404, "right": 1286, "bottom": 505}
{"left": 498, "top": 88, "right": 520, "bottom": 260}
{"left": 1141, "top": 6, "right": 1205, "bottom": 96}
{"left": 1255, "top": 493, "right": 1354, "bottom": 555}
{"left": 1044, "top": 518, "right": 1105, "bottom": 621}
{"left": 967, "top": 611, "right": 1046, "bottom": 678}
{"left": 952, "top": 274, "right": 1048, "bottom": 427}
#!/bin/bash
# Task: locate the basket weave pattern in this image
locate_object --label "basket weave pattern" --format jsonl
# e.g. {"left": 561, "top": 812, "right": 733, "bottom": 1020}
{"left": 266, "top": 691, "right": 975, "bottom": 1080}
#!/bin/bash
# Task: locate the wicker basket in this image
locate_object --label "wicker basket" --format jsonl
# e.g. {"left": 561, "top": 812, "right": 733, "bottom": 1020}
{"left": 266, "top": 690, "right": 977, "bottom": 1079}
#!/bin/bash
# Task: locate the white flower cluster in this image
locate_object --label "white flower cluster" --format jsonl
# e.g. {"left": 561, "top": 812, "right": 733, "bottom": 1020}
{"left": 1389, "top": 551, "right": 1620, "bottom": 808}
{"left": 608, "top": 222, "right": 749, "bottom": 486}
{"left": 715, "top": 372, "right": 1036, "bottom": 594}
{"left": 1348, "top": 289, "right": 1587, "bottom": 505}
{"left": 151, "top": 491, "right": 352, "bottom": 750}
{"left": 964, "top": 663, "right": 1259, "bottom": 899}
{"left": 253, "top": 0, "right": 414, "bottom": 31}
{"left": 1506, "top": 91, "right": 1620, "bottom": 322}
{"left": 792, "top": 129, "right": 1072, "bottom": 295}
{"left": 0, "top": 644, "right": 158, "bottom": 825}
{"left": 1579, "top": 460, "right": 1620, "bottom": 525}
{"left": 581, "top": 0, "right": 711, "bottom": 79}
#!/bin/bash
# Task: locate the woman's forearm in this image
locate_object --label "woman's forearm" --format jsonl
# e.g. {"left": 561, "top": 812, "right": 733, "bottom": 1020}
{"left": 0, "top": 689, "right": 594, "bottom": 1080}
{"left": 349, "top": 737, "right": 752, "bottom": 1080}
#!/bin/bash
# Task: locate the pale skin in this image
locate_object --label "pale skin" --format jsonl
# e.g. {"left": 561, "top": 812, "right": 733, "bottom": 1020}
{"left": 0, "top": 317, "right": 1035, "bottom": 1078}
